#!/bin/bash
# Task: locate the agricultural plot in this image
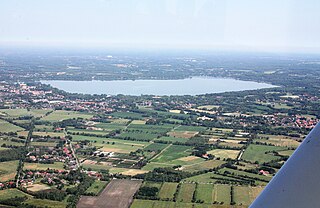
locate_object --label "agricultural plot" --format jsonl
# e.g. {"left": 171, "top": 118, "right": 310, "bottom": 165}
{"left": 0, "top": 119, "right": 24, "bottom": 133}
{"left": 111, "top": 112, "right": 146, "bottom": 120}
{"left": 118, "top": 131, "right": 160, "bottom": 141}
{"left": 218, "top": 168, "right": 270, "bottom": 185}
{"left": 23, "top": 162, "right": 65, "bottom": 170}
{"left": 23, "top": 198, "right": 67, "bottom": 208}
{"left": 72, "top": 135, "right": 149, "bottom": 153}
{"left": 183, "top": 172, "right": 243, "bottom": 184}
{"left": 207, "top": 149, "right": 240, "bottom": 160}
{"left": 0, "top": 160, "right": 19, "bottom": 181}
{"left": 242, "top": 144, "right": 286, "bottom": 164}
{"left": 127, "top": 124, "right": 175, "bottom": 133}
{"left": 233, "top": 186, "right": 264, "bottom": 206}
{"left": 168, "top": 131, "right": 198, "bottom": 139}
{"left": 130, "top": 200, "right": 242, "bottom": 208}
{"left": 0, "top": 188, "right": 31, "bottom": 201}
{"left": 154, "top": 136, "right": 188, "bottom": 143}
{"left": 94, "top": 122, "right": 127, "bottom": 131}
{"left": 213, "top": 184, "right": 231, "bottom": 204}
{"left": 41, "top": 110, "right": 93, "bottom": 122}
{"left": 256, "top": 134, "right": 300, "bottom": 148}
{"left": 195, "top": 184, "right": 214, "bottom": 204}
{"left": 141, "top": 162, "right": 175, "bottom": 171}
{"left": 182, "top": 160, "right": 225, "bottom": 173}
{"left": 175, "top": 125, "right": 207, "bottom": 132}
{"left": 77, "top": 179, "right": 142, "bottom": 208}
{"left": 169, "top": 156, "right": 205, "bottom": 166}
{"left": 158, "top": 182, "right": 178, "bottom": 200}
{"left": 27, "top": 183, "right": 51, "bottom": 192}
{"left": 144, "top": 143, "right": 169, "bottom": 152}
{"left": 85, "top": 180, "right": 108, "bottom": 195}
{"left": 32, "top": 131, "right": 65, "bottom": 137}
{"left": 151, "top": 145, "right": 191, "bottom": 163}
{"left": 0, "top": 108, "right": 52, "bottom": 118}
{"left": 176, "top": 183, "right": 196, "bottom": 203}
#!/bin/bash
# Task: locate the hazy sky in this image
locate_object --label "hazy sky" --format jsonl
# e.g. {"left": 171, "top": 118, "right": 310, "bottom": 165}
{"left": 1, "top": 0, "right": 320, "bottom": 52}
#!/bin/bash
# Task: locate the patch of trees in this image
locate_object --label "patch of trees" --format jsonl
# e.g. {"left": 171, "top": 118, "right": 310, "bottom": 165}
{"left": 136, "top": 167, "right": 193, "bottom": 182}
{"left": 135, "top": 187, "right": 159, "bottom": 200}
{"left": 34, "top": 189, "right": 67, "bottom": 201}
{"left": 0, "top": 147, "right": 25, "bottom": 162}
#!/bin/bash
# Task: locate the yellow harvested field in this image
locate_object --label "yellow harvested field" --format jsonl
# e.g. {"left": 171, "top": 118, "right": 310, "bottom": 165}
{"left": 207, "top": 149, "right": 240, "bottom": 159}
{"left": 168, "top": 131, "right": 198, "bottom": 139}
{"left": 169, "top": 110, "right": 181, "bottom": 114}
{"left": 131, "top": 120, "right": 146, "bottom": 124}
{"left": 177, "top": 156, "right": 200, "bottom": 162}
{"left": 121, "top": 169, "right": 148, "bottom": 176}
{"left": 27, "top": 184, "right": 51, "bottom": 192}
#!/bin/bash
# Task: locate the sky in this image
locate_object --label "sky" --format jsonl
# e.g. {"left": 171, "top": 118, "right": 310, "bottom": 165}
{"left": 0, "top": 0, "right": 320, "bottom": 52}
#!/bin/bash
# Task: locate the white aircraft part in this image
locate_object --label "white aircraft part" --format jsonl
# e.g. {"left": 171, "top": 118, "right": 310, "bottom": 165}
{"left": 250, "top": 122, "right": 320, "bottom": 208}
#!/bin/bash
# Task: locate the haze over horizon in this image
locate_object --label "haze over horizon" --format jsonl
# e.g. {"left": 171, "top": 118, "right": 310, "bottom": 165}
{"left": 1, "top": 0, "right": 320, "bottom": 53}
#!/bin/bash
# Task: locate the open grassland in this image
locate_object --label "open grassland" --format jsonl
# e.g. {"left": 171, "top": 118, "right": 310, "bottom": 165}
{"left": 195, "top": 184, "right": 214, "bottom": 204}
{"left": 32, "top": 131, "right": 65, "bottom": 137}
{"left": 207, "top": 149, "right": 240, "bottom": 160}
{"left": 24, "top": 162, "right": 65, "bottom": 170}
{"left": 151, "top": 145, "right": 191, "bottom": 163}
{"left": 213, "top": 184, "right": 231, "bottom": 204}
{"left": 27, "top": 183, "right": 51, "bottom": 192}
{"left": 0, "top": 160, "right": 19, "bottom": 181}
{"left": 175, "top": 125, "right": 207, "bottom": 132}
{"left": 85, "top": 180, "right": 108, "bottom": 195}
{"left": 158, "top": 182, "right": 178, "bottom": 200}
{"left": 24, "top": 198, "right": 67, "bottom": 208}
{"left": 168, "top": 131, "right": 198, "bottom": 139}
{"left": 154, "top": 136, "right": 187, "bottom": 143}
{"left": 94, "top": 122, "right": 127, "bottom": 131}
{"left": 0, "top": 108, "right": 52, "bottom": 118}
{"left": 72, "top": 135, "right": 149, "bottom": 153}
{"left": 142, "top": 181, "right": 162, "bottom": 189}
{"left": 127, "top": 124, "right": 175, "bottom": 133}
{"left": 144, "top": 143, "right": 169, "bottom": 152}
{"left": 242, "top": 144, "right": 286, "bottom": 164}
{"left": 182, "top": 160, "right": 225, "bottom": 173}
{"left": 68, "top": 128, "right": 109, "bottom": 136}
{"left": 256, "top": 134, "right": 300, "bottom": 148}
{"left": 111, "top": 112, "right": 145, "bottom": 120}
{"left": 233, "top": 186, "right": 265, "bottom": 206}
{"left": 0, "top": 119, "right": 24, "bottom": 133}
{"left": 141, "top": 162, "right": 175, "bottom": 171}
{"left": 0, "top": 189, "right": 31, "bottom": 200}
{"left": 177, "top": 183, "right": 196, "bottom": 203}
{"left": 41, "top": 110, "right": 93, "bottom": 121}
{"left": 183, "top": 172, "right": 242, "bottom": 184}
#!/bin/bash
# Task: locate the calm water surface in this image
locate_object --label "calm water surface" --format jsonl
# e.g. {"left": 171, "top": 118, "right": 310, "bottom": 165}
{"left": 41, "top": 77, "right": 276, "bottom": 96}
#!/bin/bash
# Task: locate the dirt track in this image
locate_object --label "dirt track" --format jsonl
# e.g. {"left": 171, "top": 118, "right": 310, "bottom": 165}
{"left": 77, "top": 179, "right": 142, "bottom": 208}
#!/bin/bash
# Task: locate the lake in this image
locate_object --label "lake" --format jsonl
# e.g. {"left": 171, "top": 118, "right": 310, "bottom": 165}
{"left": 41, "top": 77, "right": 277, "bottom": 96}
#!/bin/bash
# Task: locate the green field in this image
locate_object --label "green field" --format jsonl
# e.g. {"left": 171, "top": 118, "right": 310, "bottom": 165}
{"left": 144, "top": 143, "right": 169, "bottom": 152}
{"left": 242, "top": 144, "right": 286, "bottom": 164}
{"left": 0, "top": 160, "right": 19, "bottom": 181}
{"left": 0, "top": 108, "right": 52, "bottom": 118}
{"left": 0, "top": 119, "right": 24, "bottom": 133}
{"left": 176, "top": 183, "right": 196, "bottom": 203}
{"left": 130, "top": 200, "right": 242, "bottom": 208}
{"left": 207, "top": 149, "right": 240, "bottom": 160}
{"left": 213, "top": 184, "right": 231, "bottom": 204}
{"left": 175, "top": 125, "right": 207, "bottom": 132}
{"left": 195, "top": 184, "right": 213, "bottom": 204}
{"left": 118, "top": 131, "right": 160, "bottom": 141}
{"left": 182, "top": 160, "right": 225, "bottom": 173}
{"left": 158, "top": 182, "right": 178, "bottom": 200}
{"left": 0, "top": 189, "right": 31, "bottom": 200}
{"left": 84, "top": 180, "right": 108, "bottom": 195}
{"left": 41, "top": 110, "right": 93, "bottom": 121}
{"left": 154, "top": 136, "right": 188, "bottom": 143}
{"left": 24, "top": 162, "right": 65, "bottom": 170}
{"left": 23, "top": 198, "right": 67, "bottom": 208}
{"left": 233, "top": 186, "right": 265, "bottom": 206}
{"left": 151, "top": 145, "right": 191, "bottom": 163}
